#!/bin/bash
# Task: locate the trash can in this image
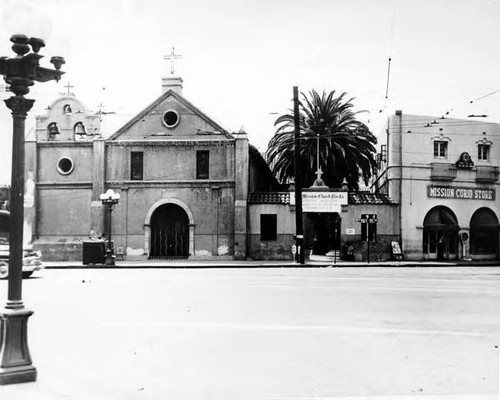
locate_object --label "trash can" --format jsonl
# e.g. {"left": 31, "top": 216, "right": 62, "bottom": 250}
{"left": 82, "top": 240, "right": 106, "bottom": 265}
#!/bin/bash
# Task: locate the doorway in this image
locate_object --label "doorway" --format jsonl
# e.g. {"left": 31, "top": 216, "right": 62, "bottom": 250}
{"left": 470, "top": 207, "right": 499, "bottom": 260}
{"left": 306, "top": 212, "right": 341, "bottom": 255}
{"left": 150, "top": 203, "right": 189, "bottom": 259}
{"left": 423, "top": 206, "right": 459, "bottom": 260}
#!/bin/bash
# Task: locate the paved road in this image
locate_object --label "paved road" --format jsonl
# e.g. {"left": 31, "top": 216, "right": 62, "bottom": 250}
{"left": 1, "top": 267, "right": 500, "bottom": 399}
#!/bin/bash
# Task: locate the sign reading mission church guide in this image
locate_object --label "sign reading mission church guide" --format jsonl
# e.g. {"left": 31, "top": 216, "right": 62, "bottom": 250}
{"left": 302, "top": 191, "right": 348, "bottom": 212}
{"left": 427, "top": 185, "right": 495, "bottom": 200}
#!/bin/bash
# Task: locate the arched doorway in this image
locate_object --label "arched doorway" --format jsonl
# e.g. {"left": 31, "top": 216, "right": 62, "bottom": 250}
{"left": 470, "top": 208, "right": 499, "bottom": 260}
{"left": 150, "top": 204, "right": 189, "bottom": 259}
{"left": 423, "top": 206, "right": 459, "bottom": 260}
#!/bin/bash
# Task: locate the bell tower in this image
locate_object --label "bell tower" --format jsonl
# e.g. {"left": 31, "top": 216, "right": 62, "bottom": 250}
{"left": 34, "top": 83, "right": 100, "bottom": 141}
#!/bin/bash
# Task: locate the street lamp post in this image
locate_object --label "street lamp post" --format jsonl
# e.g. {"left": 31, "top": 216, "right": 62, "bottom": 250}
{"left": 0, "top": 34, "right": 64, "bottom": 385}
{"left": 100, "top": 189, "right": 120, "bottom": 266}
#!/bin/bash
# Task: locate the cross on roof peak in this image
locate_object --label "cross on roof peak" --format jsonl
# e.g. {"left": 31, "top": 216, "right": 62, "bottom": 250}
{"left": 64, "top": 82, "right": 74, "bottom": 95}
{"left": 163, "top": 47, "right": 182, "bottom": 75}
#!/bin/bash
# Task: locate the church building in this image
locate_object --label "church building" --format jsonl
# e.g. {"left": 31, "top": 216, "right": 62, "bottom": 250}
{"left": 25, "top": 74, "right": 280, "bottom": 261}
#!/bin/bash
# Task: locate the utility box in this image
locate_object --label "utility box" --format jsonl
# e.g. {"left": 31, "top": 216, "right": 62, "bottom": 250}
{"left": 82, "top": 240, "right": 106, "bottom": 265}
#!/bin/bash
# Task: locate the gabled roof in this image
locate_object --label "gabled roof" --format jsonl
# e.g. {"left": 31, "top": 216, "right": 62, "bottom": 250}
{"left": 108, "top": 89, "right": 231, "bottom": 140}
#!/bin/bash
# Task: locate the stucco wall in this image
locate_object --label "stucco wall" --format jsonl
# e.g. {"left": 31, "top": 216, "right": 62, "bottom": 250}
{"left": 248, "top": 201, "right": 400, "bottom": 261}
{"left": 107, "top": 185, "right": 235, "bottom": 257}
{"left": 37, "top": 188, "right": 92, "bottom": 236}
{"left": 247, "top": 203, "right": 295, "bottom": 260}
{"left": 115, "top": 96, "right": 221, "bottom": 140}
{"left": 37, "top": 142, "right": 94, "bottom": 183}
{"left": 106, "top": 141, "right": 234, "bottom": 182}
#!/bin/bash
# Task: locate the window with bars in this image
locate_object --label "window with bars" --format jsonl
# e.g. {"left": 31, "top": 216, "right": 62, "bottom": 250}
{"left": 196, "top": 150, "right": 210, "bottom": 179}
{"left": 130, "top": 151, "right": 144, "bottom": 180}
{"left": 433, "top": 141, "right": 448, "bottom": 158}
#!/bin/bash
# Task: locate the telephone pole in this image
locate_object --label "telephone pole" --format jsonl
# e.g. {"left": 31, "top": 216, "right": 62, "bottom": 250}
{"left": 293, "top": 86, "right": 304, "bottom": 264}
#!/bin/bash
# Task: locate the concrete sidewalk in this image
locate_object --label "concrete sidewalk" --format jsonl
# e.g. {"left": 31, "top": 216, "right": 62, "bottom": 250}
{"left": 43, "top": 258, "right": 500, "bottom": 269}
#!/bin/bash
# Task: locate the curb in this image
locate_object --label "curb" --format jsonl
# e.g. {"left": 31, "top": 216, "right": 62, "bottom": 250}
{"left": 43, "top": 261, "right": 500, "bottom": 269}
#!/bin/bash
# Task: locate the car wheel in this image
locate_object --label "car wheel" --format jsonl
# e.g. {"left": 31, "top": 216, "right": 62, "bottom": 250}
{"left": 0, "top": 261, "right": 8, "bottom": 279}
{"left": 22, "top": 271, "right": 33, "bottom": 279}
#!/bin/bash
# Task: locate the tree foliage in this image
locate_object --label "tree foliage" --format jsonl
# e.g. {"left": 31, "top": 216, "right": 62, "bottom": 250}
{"left": 265, "top": 89, "right": 378, "bottom": 191}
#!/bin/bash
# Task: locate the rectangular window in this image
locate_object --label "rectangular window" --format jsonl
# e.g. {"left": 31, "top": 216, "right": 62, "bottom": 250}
{"left": 433, "top": 141, "right": 447, "bottom": 158}
{"left": 130, "top": 151, "right": 143, "bottom": 180}
{"left": 196, "top": 150, "right": 210, "bottom": 179}
{"left": 260, "top": 214, "right": 277, "bottom": 241}
{"left": 478, "top": 144, "right": 489, "bottom": 161}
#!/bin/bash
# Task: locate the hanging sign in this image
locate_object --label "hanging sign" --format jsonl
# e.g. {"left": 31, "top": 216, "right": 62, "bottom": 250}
{"left": 302, "top": 191, "right": 348, "bottom": 213}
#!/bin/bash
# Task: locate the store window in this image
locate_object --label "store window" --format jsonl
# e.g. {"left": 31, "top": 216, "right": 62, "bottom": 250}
{"left": 433, "top": 141, "right": 448, "bottom": 158}
{"left": 478, "top": 144, "right": 490, "bottom": 161}
{"left": 470, "top": 208, "right": 499, "bottom": 256}
{"left": 260, "top": 214, "right": 277, "bottom": 241}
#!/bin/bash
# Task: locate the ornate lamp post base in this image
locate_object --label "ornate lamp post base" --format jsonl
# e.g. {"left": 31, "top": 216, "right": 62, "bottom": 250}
{"left": 0, "top": 308, "right": 37, "bottom": 385}
{"left": 104, "top": 249, "right": 115, "bottom": 266}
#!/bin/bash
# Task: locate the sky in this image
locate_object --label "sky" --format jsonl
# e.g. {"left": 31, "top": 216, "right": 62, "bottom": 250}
{"left": 0, "top": 0, "right": 499, "bottom": 185}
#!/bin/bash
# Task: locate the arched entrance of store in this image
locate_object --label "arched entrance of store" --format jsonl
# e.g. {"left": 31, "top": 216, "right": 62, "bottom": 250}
{"left": 470, "top": 208, "right": 499, "bottom": 260}
{"left": 423, "top": 206, "right": 459, "bottom": 260}
{"left": 149, "top": 203, "right": 189, "bottom": 259}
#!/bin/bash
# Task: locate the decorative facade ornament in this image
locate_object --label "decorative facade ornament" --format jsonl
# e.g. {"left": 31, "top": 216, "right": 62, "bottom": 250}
{"left": 455, "top": 152, "right": 474, "bottom": 169}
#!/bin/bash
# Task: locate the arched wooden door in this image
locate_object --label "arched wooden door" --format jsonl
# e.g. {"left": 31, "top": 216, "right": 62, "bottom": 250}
{"left": 150, "top": 203, "right": 189, "bottom": 259}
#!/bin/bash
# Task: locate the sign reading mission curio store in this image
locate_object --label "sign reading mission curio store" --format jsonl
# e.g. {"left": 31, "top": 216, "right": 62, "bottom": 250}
{"left": 427, "top": 185, "right": 495, "bottom": 200}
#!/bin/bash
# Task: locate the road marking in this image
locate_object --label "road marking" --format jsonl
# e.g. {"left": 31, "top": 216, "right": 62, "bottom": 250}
{"left": 102, "top": 321, "right": 490, "bottom": 337}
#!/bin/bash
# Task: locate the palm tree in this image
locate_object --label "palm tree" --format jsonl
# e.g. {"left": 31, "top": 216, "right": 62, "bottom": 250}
{"left": 265, "top": 89, "right": 377, "bottom": 190}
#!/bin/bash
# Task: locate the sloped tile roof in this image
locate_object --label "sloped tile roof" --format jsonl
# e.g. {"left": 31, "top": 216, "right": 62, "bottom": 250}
{"left": 248, "top": 191, "right": 396, "bottom": 205}
{"left": 248, "top": 192, "right": 290, "bottom": 204}
{"left": 348, "top": 192, "right": 395, "bottom": 205}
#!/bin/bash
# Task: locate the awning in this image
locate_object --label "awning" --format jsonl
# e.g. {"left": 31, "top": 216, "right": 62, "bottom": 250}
{"left": 423, "top": 207, "right": 459, "bottom": 230}
{"left": 423, "top": 223, "right": 460, "bottom": 232}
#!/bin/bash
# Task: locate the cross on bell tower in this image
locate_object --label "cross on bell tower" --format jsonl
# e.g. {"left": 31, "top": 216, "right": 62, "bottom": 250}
{"left": 164, "top": 47, "right": 182, "bottom": 75}
{"left": 62, "top": 81, "right": 74, "bottom": 95}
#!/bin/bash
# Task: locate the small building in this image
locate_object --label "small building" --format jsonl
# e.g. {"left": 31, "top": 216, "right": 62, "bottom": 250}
{"left": 372, "top": 111, "right": 500, "bottom": 260}
{"left": 247, "top": 189, "right": 399, "bottom": 262}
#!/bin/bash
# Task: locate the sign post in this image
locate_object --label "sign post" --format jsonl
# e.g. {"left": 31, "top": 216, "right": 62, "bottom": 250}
{"left": 356, "top": 214, "right": 378, "bottom": 263}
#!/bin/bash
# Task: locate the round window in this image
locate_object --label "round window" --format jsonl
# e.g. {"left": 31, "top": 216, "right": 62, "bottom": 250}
{"left": 162, "top": 110, "right": 180, "bottom": 128}
{"left": 57, "top": 157, "right": 74, "bottom": 175}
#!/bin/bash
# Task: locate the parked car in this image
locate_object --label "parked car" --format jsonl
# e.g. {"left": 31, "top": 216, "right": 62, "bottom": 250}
{"left": 0, "top": 210, "right": 44, "bottom": 279}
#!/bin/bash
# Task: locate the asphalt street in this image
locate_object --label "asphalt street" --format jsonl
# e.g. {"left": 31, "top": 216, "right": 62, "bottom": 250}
{"left": 1, "top": 266, "right": 500, "bottom": 400}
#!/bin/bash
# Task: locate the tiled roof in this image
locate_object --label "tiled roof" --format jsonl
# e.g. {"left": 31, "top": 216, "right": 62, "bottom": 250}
{"left": 348, "top": 192, "right": 395, "bottom": 205}
{"left": 248, "top": 191, "right": 396, "bottom": 205}
{"left": 248, "top": 192, "right": 290, "bottom": 204}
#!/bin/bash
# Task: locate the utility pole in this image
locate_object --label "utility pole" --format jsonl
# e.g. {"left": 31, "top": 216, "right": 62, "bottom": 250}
{"left": 293, "top": 86, "right": 304, "bottom": 264}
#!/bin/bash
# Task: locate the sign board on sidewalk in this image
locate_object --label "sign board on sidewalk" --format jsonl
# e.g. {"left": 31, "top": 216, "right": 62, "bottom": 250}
{"left": 302, "top": 191, "right": 348, "bottom": 213}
